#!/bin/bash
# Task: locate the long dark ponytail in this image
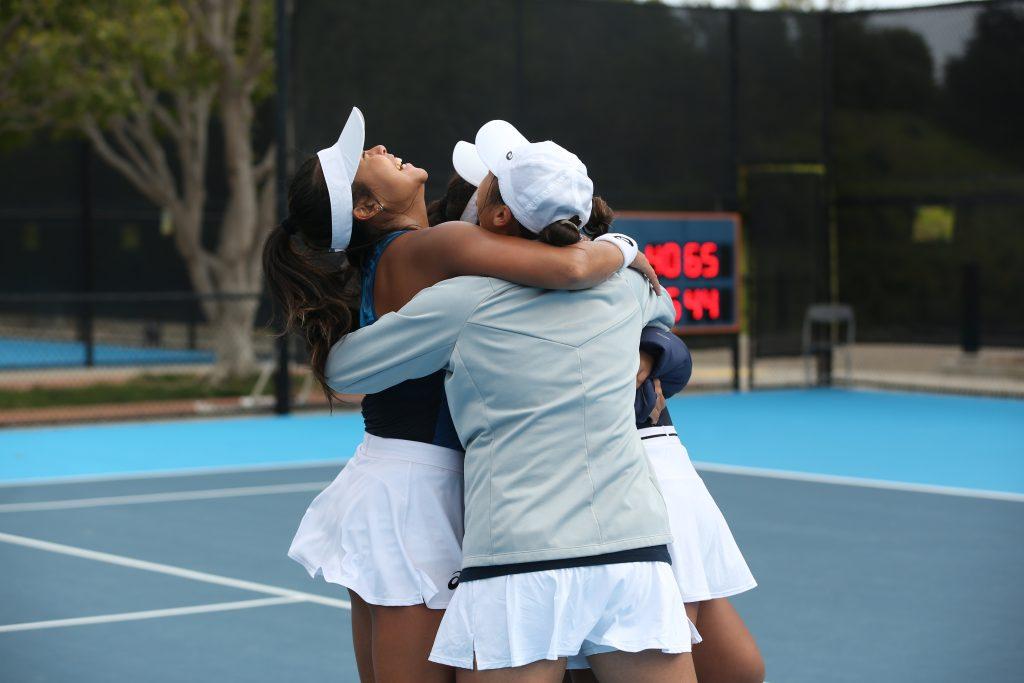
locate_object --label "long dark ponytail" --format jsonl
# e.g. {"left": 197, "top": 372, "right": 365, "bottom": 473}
{"left": 262, "top": 156, "right": 378, "bottom": 404}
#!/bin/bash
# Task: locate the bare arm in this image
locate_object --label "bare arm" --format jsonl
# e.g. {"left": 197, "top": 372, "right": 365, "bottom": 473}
{"left": 407, "top": 221, "right": 661, "bottom": 293}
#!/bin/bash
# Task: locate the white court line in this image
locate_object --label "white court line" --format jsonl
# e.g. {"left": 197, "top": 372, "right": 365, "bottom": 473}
{"left": 0, "top": 459, "right": 345, "bottom": 489}
{"left": 4, "top": 452, "right": 1018, "bottom": 503}
{"left": 0, "top": 596, "right": 301, "bottom": 633}
{"left": 0, "top": 531, "right": 351, "bottom": 610}
{"left": 0, "top": 481, "right": 329, "bottom": 513}
{"left": 693, "top": 461, "right": 1024, "bottom": 503}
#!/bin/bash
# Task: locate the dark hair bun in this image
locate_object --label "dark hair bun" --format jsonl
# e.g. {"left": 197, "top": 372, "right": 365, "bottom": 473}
{"left": 582, "top": 196, "right": 614, "bottom": 238}
{"left": 537, "top": 218, "right": 583, "bottom": 246}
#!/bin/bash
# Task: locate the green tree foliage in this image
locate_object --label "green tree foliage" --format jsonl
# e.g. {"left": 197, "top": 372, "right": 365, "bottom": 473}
{"left": 833, "top": 17, "right": 936, "bottom": 113}
{"left": 0, "top": 0, "right": 276, "bottom": 377}
{"left": 736, "top": 10, "right": 825, "bottom": 163}
{"left": 831, "top": 6, "right": 1024, "bottom": 344}
{"left": 945, "top": 3, "right": 1024, "bottom": 165}
{"left": 832, "top": 8, "right": 1024, "bottom": 196}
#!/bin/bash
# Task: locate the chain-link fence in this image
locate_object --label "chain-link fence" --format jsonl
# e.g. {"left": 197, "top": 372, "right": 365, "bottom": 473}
{"left": 289, "top": 0, "right": 1022, "bottom": 397}
{"left": 1, "top": 1, "right": 1021, "bottom": 426}
{"left": 822, "top": 2, "right": 1024, "bottom": 396}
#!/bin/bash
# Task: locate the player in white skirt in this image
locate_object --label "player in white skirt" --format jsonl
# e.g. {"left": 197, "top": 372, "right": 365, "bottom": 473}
{"left": 622, "top": 366, "right": 764, "bottom": 683}
{"left": 326, "top": 121, "right": 699, "bottom": 681}
{"left": 262, "top": 109, "right": 661, "bottom": 682}
{"left": 442, "top": 150, "right": 764, "bottom": 683}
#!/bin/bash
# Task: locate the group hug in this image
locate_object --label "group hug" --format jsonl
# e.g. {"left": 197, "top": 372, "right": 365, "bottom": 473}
{"left": 262, "top": 107, "right": 763, "bottom": 683}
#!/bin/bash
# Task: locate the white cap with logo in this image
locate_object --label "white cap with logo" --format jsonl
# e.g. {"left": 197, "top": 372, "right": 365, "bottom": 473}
{"left": 452, "top": 121, "right": 593, "bottom": 234}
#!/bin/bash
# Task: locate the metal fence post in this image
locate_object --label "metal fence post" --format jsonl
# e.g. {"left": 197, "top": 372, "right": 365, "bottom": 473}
{"left": 727, "top": 8, "right": 739, "bottom": 210}
{"left": 747, "top": 332, "right": 756, "bottom": 391}
{"left": 187, "top": 303, "right": 198, "bottom": 350}
{"left": 962, "top": 263, "right": 981, "bottom": 354}
{"left": 816, "top": 346, "right": 833, "bottom": 387}
{"left": 273, "top": 0, "right": 292, "bottom": 415}
{"left": 80, "top": 142, "right": 96, "bottom": 367}
{"left": 730, "top": 333, "right": 741, "bottom": 392}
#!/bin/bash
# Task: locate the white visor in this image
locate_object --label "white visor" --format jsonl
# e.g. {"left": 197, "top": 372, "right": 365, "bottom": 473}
{"left": 452, "top": 140, "right": 488, "bottom": 187}
{"left": 459, "top": 190, "right": 479, "bottom": 224}
{"left": 317, "top": 107, "right": 365, "bottom": 251}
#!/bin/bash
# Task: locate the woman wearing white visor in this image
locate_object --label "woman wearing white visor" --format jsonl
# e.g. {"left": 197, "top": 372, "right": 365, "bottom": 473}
{"left": 325, "top": 120, "right": 700, "bottom": 682}
{"left": 264, "top": 109, "right": 662, "bottom": 682}
{"left": 445, "top": 144, "right": 764, "bottom": 683}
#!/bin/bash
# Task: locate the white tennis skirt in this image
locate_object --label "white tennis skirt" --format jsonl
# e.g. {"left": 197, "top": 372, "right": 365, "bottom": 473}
{"left": 642, "top": 426, "right": 757, "bottom": 603}
{"left": 429, "top": 561, "right": 700, "bottom": 671}
{"left": 288, "top": 433, "right": 464, "bottom": 609}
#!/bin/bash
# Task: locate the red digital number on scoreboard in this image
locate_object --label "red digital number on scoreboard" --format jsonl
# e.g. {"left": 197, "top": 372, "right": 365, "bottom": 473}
{"left": 644, "top": 241, "right": 720, "bottom": 280}
{"left": 665, "top": 287, "right": 721, "bottom": 323}
{"left": 645, "top": 241, "right": 723, "bottom": 323}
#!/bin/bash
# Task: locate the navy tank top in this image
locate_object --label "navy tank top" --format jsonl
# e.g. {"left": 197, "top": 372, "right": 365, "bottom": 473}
{"left": 357, "top": 230, "right": 462, "bottom": 451}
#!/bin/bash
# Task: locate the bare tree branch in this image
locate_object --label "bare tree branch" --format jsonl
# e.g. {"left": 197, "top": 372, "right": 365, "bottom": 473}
{"left": 183, "top": 1, "right": 226, "bottom": 64}
{"left": 253, "top": 142, "right": 275, "bottom": 185}
{"left": 126, "top": 102, "right": 180, "bottom": 200}
{"left": 193, "top": 87, "right": 214, "bottom": 172}
{"left": 242, "top": 52, "right": 271, "bottom": 88}
{"left": 108, "top": 118, "right": 160, "bottom": 180}
{"left": 224, "top": 0, "right": 243, "bottom": 45}
{"left": 241, "top": 0, "right": 268, "bottom": 82}
{"left": 250, "top": 168, "right": 275, "bottom": 281}
{"left": 133, "top": 67, "right": 182, "bottom": 141}
{"left": 175, "top": 93, "right": 202, "bottom": 193}
{"left": 171, "top": 88, "right": 215, "bottom": 270}
{"left": 83, "top": 120, "right": 167, "bottom": 207}
{"left": 168, "top": 23, "right": 216, "bottom": 241}
{"left": 184, "top": 0, "right": 237, "bottom": 76}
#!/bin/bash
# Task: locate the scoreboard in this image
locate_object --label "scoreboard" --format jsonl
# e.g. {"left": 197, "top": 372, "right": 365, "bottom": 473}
{"left": 614, "top": 212, "right": 741, "bottom": 334}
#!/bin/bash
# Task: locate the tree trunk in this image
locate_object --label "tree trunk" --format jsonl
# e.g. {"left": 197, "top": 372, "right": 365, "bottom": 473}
{"left": 170, "top": 202, "right": 263, "bottom": 380}
{"left": 203, "top": 84, "right": 265, "bottom": 381}
{"left": 206, "top": 251, "right": 263, "bottom": 379}
{"left": 210, "top": 296, "right": 260, "bottom": 379}
{"left": 66, "top": 6, "right": 273, "bottom": 386}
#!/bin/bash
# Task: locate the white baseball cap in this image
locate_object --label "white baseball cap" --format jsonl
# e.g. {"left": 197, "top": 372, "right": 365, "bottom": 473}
{"left": 455, "top": 120, "right": 593, "bottom": 234}
{"left": 317, "top": 107, "right": 365, "bottom": 251}
{"left": 452, "top": 140, "right": 488, "bottom": 187}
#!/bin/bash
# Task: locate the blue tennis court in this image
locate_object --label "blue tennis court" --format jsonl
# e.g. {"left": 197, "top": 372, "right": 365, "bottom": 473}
{"left": 1, "top": 389, "right": 1022, "bottom": 682}
{"left": 0, "top": 338, "right": 214, "bottom": 369}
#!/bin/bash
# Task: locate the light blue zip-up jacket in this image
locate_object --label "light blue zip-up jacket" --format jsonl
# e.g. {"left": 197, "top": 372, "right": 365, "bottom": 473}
{"left": 325, "top": 270, "right": 677, "bottom": 569}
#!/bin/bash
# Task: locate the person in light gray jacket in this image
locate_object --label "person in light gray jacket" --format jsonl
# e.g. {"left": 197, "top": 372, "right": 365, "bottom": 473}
{"left": 326, "top": 121, "right": 698, "bottom": 683}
